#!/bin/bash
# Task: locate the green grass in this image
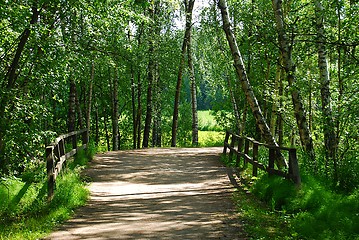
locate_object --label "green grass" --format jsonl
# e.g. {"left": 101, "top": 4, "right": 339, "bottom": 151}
{"left": 233, "top": 189, "right": 294, "bottom": 239}
{"left": 197, "top": 110, "right": 224, "bottom": 147}
{"left": 198, "top": 131, "right": 224, "bottom": 147}
{"left": 198, "top": 110, "right": 223, "bottom": 131}
{"left": 221, "top": 152, "right": 359, "bottom": 239}
{"left": 0, "top": 146, "right": 94, "bottom": 240}
{"left": 250, "top": 173, "right": 359, "bottom": 239}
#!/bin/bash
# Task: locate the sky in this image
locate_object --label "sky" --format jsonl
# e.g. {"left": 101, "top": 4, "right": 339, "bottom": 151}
{"left": 174, "top": 0, "right": 211, "bottom": 29}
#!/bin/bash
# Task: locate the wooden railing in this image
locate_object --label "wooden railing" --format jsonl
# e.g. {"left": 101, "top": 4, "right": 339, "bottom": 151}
{"left": 223, "top": 131, "right": 301, "bottom": 186}
{"left": 46, "top": 129, "right": 89, "bottom": 201}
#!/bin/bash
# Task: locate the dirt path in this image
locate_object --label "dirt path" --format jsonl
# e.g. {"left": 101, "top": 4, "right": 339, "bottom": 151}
{"left": 46, "top": 147, "right": 246, "bottom": 239}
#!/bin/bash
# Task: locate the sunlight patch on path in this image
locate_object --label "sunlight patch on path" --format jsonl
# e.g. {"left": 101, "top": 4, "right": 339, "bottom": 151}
{"left": 46, "top": 147, "right": 245, "bottom": 239}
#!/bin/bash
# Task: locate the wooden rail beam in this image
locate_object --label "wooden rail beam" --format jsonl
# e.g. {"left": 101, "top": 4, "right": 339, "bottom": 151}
{"left": 223, "top": 130, "right": 301, "bottom": 187}
{"left": 46, "top": 128, "right": 89, "bottom": 201}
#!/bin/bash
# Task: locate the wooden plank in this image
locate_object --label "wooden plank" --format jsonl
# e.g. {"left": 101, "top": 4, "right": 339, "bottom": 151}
{"left": 50, "top": 129, "right": 88, "bottom": 146}
{"left": 228, "top": 133, "right": 235, "bottom": 163}
{"left": 223, "top": 131, "right": 230, "bottom": 154}
{"left": 252, "top": 143, "right": 259, "bottom": 177}
{"left": 46, "top": 146, "right": 55, "bottom": 202}
{"left": 289, "top": 148, "right": 301, "bottom": 186}
{"left": 223, "top": 132, "right": 300, "bottom": 188}
{"left": 45, "top": 128, "right": 89, "bottom": 202}
{"left": 269, "top": 148, "right": 275, "bottom": 171}
{"left": 236, "top": 138, "right": 243, "bottom": 168}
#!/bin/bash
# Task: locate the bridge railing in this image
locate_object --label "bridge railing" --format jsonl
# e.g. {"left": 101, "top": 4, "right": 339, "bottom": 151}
{"left": 223, "top": 130, "right": 301, "bottom": 186}
{"left": 46, "top": 128, "right": 89, "bottom": 201}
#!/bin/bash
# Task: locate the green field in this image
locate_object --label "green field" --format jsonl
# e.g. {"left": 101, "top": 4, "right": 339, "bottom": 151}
{"left": 198, "top": 110, "right": 223, "bottom": 131}
{"left": 197, "top": 110, "right": 224, "bottom": 147}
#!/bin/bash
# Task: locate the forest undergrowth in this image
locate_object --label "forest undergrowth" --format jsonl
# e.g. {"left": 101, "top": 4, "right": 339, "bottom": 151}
{"left": 222, "top": 153, "right": 359, "bottom": 240}
{"left": 0, "top": 147, "right": 95, "bottom": 240}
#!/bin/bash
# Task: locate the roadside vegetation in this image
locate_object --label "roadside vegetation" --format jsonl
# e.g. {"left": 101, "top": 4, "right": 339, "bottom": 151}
{"left": 0, "top": 1, "right": 357, "bottom": 238}
{"left": 0, "top": 147, "right": 94, "bottom": 240}
{"left": 197, "top": 110, "right": 225, "bottom": 147}
{"left": 222, "top": 154, "right": 359, "bottom": 240}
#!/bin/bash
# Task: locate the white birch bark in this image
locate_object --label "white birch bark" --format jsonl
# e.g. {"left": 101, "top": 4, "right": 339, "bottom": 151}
{"left": 218, "top": 0, "right": 287, "bottom": 167}
{"left": 272, "top": 0, "right": 316, "bottom": 162}
{"left": 314, "top": 0, "right": 337, "bottom": 172}
{"left": 171, "top": 0, "right": 195, "bottom": 147}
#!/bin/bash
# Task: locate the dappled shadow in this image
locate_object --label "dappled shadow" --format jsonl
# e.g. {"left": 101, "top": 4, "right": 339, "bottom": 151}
{"left": 46, "top": 147, "right": 246, "bottom": 239}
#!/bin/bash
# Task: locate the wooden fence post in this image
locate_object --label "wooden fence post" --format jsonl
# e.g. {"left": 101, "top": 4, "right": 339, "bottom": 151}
{"left": 59, "top": 139, "right": 65, "bottom": 156}
{"left": 46, "top": 146, "right": 55, "bottom": 202}
{"left": 223, "top": 131, "right": 230, "bottom": 154}
{"left": 244, "top": 138, "right": 249, "bottom": 168}
{"left": 236, "top": 137, "right": 243, "bottom": 168}
{"left": 268, "top": 148, "right": 275, "bottom": 176}
{"left": 252, "top": 142, "right": 259, "bottom": 177}
{"left": 228, "top": 133, "right": 235, "bottom": 163}
{"left": 82, "top": 129, "right": 89, "bottom": 146}
{"left": 72, "top": 133, "right": 77, "bottom": 150}
{"left": 289, "top": 148, "right": 301, "bottom": 186}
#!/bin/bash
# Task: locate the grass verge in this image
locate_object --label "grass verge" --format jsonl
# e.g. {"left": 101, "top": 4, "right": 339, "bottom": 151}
{"left": 221, "top": 153, "right": 359, "bottom": 239}
{"left": 250, "top": 173, "right": 359, "bottom": 239}
{"left": 0, "top": 146, "right": 94, "bottom": 240}
{"left": 233, "top": 188, "right": 294, "bottom": 239}
{"left": 198, "top": 131, "right": 225, "bottom": 147}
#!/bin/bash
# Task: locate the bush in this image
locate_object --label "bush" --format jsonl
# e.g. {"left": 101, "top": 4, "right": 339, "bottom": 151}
{"left": 0, "top": 147, "right": 91, "bottom": 239}
{"left": 250, "top": 173, "right": 359, "bottom": 239}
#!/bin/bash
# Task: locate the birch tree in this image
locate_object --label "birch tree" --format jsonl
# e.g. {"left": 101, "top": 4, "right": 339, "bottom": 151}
{"left": 272, "top": 0, "right": 316, "bottom": 162}
{"left": 171, "top": 0, "right": 195, "bottom": 147}
{"left": 187, "top": 28, "right": 199, "bottom": 146}
{"left": 218, "top": 0, "right": 286, "bottom": 167}
{"left": 314, "top": 0, "right": 337, "bottom": 175}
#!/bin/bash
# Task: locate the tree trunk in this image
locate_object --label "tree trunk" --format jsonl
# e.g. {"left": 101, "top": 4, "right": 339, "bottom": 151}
{"left": 218, "top": 0, "right": 286, "bottom": 168}
{"left": 136, "top": 26, "right": 143, "bottom": 149}
{"left": 95, "top": 106, "right": 99, "bottom": 146}
{"left": 68, "top": 79, "right": 77, "bottom": 133}
{"left": 104, "top": 112, "right": 110, "bottom": 151}
{"left": 143, "top": 43, "right": 154, "bottom": 148}
{"left": 75, "top": 86, "right": 84, "bottom": 129}
{"left": 143, "top": 3, "right": 158, "bottom": 148}
{"left": 112, "top": 67, "right": 119, "bottom": 151}
{"left": 136, "top": 70, "right": 142, "bottom": 149}
{"left": 277, "top": 67, "right": 284, "bottom": 146}
{"left": 86, "top": 61, "right": 94, "bottom": 133}
{"left": 187, "top": 29, "right": 199, "bottom": 146}
{"left": 131, "top": 64, "right": 137, "bottom": 149}
{"left": 315, "top": 0, "right": 337, "bottom": 175}
{"left": 152, "top": 62, "right": 162, "bottom": 147}
{"left": 270, "top": 62, "right": 281, "bottom": 137}
{"left": 171, "top": 0, "right": 195, "bottom": 147}
{"left": 272, "top": 0, "right": 316, "bottom": 162}
{"left": 241, "top": 102, "right": 248, "bottom": 136}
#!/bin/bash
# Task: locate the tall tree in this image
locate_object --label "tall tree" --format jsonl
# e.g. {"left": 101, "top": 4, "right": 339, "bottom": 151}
{"left": 187, "top": 28, "right": 199, "bottom": 146}
{"left": 142, "top": 37, "right": 154, "bottom": 148}
{"left": 314, "top": 0, "right": 338, "bottom": 175}
{"left": 171, "top": 0, "right": 195, "bottom": 147}
{"left": 272, "top": 0, "right": 316, "bottom": 162}
{"left": 218, "top": 0, "right": 286, "bottom": 167}
{"left": 143, "top": 2, "right": 157, "bottom": 148}
{"left": 112, "top": 66, "right": 119, "bottom": 151}
{"left": 68, "top": 79, "right": 77, "bottom": 133}
{"left": 86, "top": 61, "right": 94, "bottom": 133}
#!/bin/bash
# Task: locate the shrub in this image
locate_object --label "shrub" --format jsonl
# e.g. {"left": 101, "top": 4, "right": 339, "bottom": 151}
{"left": 251, "top": 173, "right": 359, "bottom": 239}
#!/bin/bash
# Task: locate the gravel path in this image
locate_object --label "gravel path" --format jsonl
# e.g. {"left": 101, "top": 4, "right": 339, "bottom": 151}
{"left": 46, "top": 147, "right": 246, "bottom": 239}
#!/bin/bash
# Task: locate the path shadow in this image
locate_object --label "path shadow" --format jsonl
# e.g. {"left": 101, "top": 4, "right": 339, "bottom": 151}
{"left": 46, "top": 147, "right": 247, "bottom": 239}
